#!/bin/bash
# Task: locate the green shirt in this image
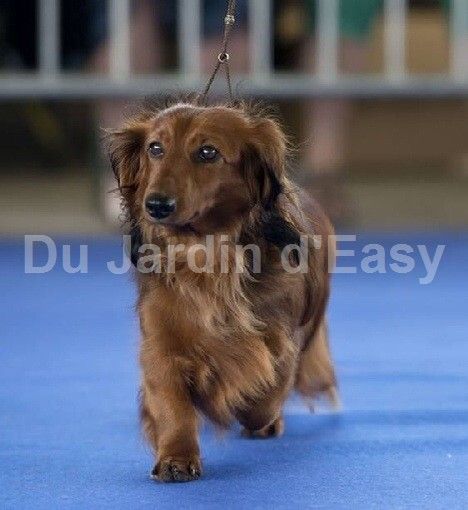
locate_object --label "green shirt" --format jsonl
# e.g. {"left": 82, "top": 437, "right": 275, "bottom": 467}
{"left": 304, "top": 0, "right": 452, "bottom": 40}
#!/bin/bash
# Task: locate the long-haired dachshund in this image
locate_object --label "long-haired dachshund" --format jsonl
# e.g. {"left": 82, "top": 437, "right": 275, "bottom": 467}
{"left": 107, "top": 101, "right": 337, "bottom": 482}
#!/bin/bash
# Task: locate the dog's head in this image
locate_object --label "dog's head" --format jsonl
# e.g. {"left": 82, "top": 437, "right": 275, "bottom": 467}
{"left": 107, "top": 102, "right": 298, "bottom": 246}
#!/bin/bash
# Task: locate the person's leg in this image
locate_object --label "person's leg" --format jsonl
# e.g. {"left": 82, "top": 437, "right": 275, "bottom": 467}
{"left": 302, "top": 0, "right": 381, "bottom": 175}
{"left": 302, "top": 91, "right": 351, "bottom": 175}
{"left": 301, "top": 39, "right": 369, "bottom": 176}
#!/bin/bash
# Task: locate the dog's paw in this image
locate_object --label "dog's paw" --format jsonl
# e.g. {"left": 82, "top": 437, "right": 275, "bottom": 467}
{"left": 241, "top": 415, "right": 284, "bottom": 439}
{"left": 151, "top": 456, "right": 202, "bottom": 483}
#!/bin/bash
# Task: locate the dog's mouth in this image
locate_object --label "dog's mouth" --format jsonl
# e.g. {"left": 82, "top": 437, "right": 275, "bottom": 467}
{"left": 145, "top": 212, "right": 201, "bottom": 234}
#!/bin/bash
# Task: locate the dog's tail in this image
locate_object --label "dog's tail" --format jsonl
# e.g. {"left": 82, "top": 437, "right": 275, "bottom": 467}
{"left": 295, "top": 319, "right": 341, "bottom": 411}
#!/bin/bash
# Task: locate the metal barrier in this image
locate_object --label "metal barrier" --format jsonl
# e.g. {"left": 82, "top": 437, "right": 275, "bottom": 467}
{"left": 0, "top": 0, "right": 467, "bottom": 99}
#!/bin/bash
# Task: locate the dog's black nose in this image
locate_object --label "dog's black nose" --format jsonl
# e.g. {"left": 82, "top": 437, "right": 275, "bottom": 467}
{"left": 145, "top": 194, "right": 176, "bottom": 220}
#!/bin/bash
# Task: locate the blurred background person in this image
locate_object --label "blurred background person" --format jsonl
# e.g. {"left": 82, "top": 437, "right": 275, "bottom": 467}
{"left": 273, "top": 0, "right": 383, "bottom": 223}
{"left": 274, "top": 0, "right": 466, "bottom": 224}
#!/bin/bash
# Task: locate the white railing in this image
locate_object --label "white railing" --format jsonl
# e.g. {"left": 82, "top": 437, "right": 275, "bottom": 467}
{"left": 0, "top": 0, "right": 467, "bottom": 99}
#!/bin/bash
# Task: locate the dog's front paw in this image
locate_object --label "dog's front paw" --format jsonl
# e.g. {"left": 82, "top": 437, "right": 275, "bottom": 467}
{"left": 151, "top": 456, "right": 202, "bottom": 483}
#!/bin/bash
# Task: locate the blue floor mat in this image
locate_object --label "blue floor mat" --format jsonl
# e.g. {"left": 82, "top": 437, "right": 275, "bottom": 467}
{"left": 1, "top": 233, "right": 467, "bottom": 509}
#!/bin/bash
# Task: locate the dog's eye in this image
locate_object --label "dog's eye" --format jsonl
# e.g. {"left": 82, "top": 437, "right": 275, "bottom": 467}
{"left": 198, "top": 145, "right": 219, "bottom": 162}
{"left": 148, "top": 142, "right": 164, "bottom": 158}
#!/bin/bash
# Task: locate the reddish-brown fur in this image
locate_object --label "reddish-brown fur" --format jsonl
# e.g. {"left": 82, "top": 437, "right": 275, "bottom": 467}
{"left": 107, "top": 101, "right": 337, "bottom": 483}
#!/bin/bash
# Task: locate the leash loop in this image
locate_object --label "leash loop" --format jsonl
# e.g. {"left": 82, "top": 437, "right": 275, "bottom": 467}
{"left": 200, "top": 0, "right": 237, "bottom": 104}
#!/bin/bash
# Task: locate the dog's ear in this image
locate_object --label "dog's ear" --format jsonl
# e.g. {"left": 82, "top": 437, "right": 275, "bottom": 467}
{"left": 106, "top": 125, "right": 147, "bottom": 268}
{"left": 129, "top": 224, "right": 143, "bottom": 268}
{"left": 105, "top": 122, "right": 146, "bottom": 212}
{"left": 242, "top": 117, "right": 287, "bottom": 210}
{"left": 242, "top": 117, "right": 301, "bottom": 261}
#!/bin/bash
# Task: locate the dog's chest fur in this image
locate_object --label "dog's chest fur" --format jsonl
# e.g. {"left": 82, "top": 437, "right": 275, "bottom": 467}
{"left": 138, "top": 267, "right": 299, "bottom": 426}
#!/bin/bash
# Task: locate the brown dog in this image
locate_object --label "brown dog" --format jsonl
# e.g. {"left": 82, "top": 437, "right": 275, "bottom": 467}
{"left": 107, "top": 101, "right": 337, "bottom": 482}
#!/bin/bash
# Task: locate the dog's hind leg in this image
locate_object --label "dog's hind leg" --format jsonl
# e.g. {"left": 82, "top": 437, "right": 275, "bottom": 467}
{"left": 236, "top": 355, "right": 295, "bottom": 439}
{"left": 237, "top": 392, "right": 287, "bottom": 439}
{"left": 295, "top": 319, "right": 340, "bottom": 410}
{"left": 241, "top": 414, "right": 285, "bottom": 439}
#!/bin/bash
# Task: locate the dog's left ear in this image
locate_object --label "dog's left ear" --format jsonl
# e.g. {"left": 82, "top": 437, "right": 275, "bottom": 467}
{"left": 242, "top": 117, "right": 287, "bottom": 210}
{"left": 242, "top": 117, "right": 302, "bottom": 256}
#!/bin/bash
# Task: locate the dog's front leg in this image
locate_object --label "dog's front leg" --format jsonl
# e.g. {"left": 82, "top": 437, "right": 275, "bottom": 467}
{"left": 141, "top": 358, "right": 201, "bottom": 483}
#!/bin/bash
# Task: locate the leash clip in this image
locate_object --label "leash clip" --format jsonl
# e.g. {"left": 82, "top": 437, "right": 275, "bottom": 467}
{"left": 224, "top": 14, "right": 235, "bottom": 25}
